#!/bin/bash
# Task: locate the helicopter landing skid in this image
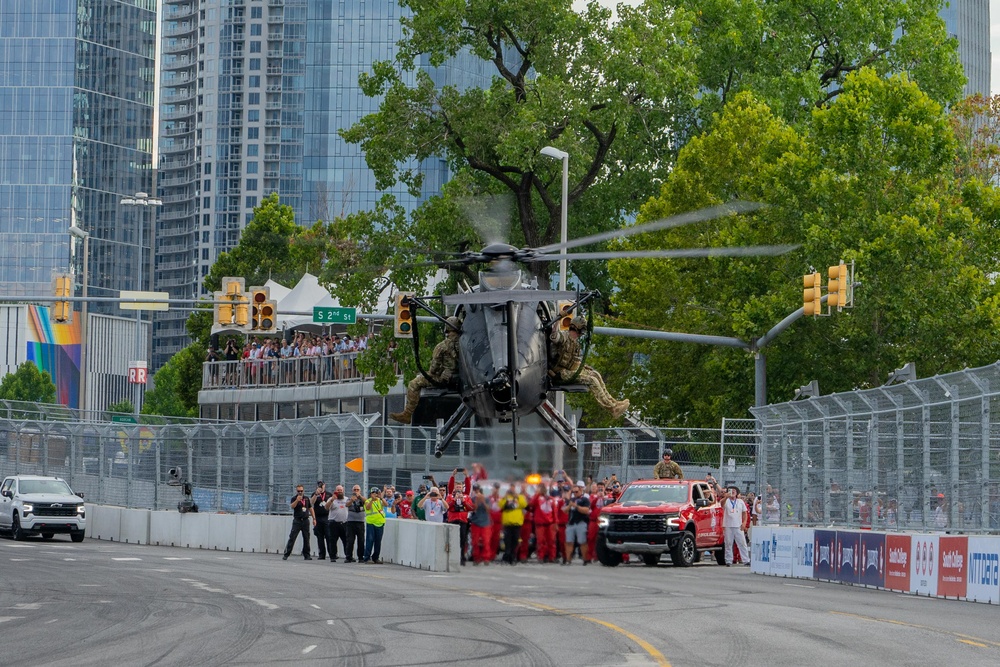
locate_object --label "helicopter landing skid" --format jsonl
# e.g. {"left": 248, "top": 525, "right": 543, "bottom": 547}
{"left": 534, "top": 400, "right": 578, "bottom": 451}
{"left": 433, "top": 402, "right": 476, "bottom": 458}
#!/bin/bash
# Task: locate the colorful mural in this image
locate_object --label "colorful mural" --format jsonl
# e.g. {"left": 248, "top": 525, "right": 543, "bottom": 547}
{"left": 25, "top": 305, "right": 81, "bottom": 408}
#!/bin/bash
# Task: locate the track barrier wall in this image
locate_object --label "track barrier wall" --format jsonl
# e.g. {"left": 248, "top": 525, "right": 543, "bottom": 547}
{"left": 83, "top": 504, "right": 460, "bottom": 572}
{"left": 750, "top": 526, "right": 1000, "bottom": 605}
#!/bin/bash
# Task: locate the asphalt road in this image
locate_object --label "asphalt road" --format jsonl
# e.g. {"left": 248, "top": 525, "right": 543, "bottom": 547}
{"left": 2, "top": 536, "right": 997, "bottom": 667}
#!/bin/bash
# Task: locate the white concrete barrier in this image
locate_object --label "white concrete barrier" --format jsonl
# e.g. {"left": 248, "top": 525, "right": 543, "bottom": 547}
{"left": 119, "top": 508, "right": 149, "bottom": 545}
{"left": 86, "top": 505, "right": 462, "bottom": 572}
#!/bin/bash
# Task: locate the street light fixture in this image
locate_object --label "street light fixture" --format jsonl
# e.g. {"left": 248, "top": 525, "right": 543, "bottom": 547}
{"left": 69, "top": 226, "right": 90, "bottom": 415}
{"left": 120, "top": 192, "right": 162, "bottom": 415}
{"left": 540, "top": 146, "right": 570, "bottom": 470}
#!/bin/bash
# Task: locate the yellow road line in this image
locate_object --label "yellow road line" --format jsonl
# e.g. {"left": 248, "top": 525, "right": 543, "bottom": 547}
{"left": 472, "top": 592, "right": 670, "bottom": 666}
{"left": 830, "top": 611, "right": 1000, "bottom": 649}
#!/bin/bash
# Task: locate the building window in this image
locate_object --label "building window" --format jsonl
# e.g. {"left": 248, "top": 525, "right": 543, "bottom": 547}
{"left": 204, "top": 163, "right": 212, "bottom": 175}
{"left": 246, "top": 162, "right": 258, "bottom": 174}
{"left": 202, "top": 231, "right": 209, "bottom": 242}
{"left": 248, "top": 109, "right": 260, "bottom": 122}
{"left": 246, "top": 196, "right": 258, "bottom": 208}
{"left": 203, "top": 179, "right": 211, "bottom": 191}
{"left": 249, "top": 58, "right": 261, "bottom": 70}
{"left": 250, "top": 41, "right": 261, "bottom": 53}
{"left": 203, "top": 197, "right": 211, "bottom": 208}
{"left": 250, "top": 24, "right": 262, "bottom": 36}
{"left": 246, "top": 179, "right": 258, "bottom": 191}
{"left": 249, "top": 75, "right": 260, "bottom": 88}
{"left": 202, "top": 249, "right": 209, "bottom": 260}
{"left": 248, "top": 92, "right": 260, "bottom": 105}
{"left": 251, "top": 6, "right": 262, "bottom": 19}
{"left": 247, "top": 144, "right": 259, "bottom": 156}
{"left": 247, "top": 127, "right": 259, "bottom": 139}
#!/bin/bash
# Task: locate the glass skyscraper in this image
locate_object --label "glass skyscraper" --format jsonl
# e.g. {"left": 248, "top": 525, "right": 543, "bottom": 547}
{"left": 939, "top": 0, "right": 991, "bottom": 99}
{"left": 0, "top": 0, "right": 157, "bottom": 303}
{"left": 154, "top": 0, "right": 491, "bottom": 368}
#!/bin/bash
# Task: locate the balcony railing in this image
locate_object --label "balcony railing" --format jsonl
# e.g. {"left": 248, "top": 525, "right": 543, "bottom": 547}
{"left": 202, "top": 354, "right": 400, "bottom": 390}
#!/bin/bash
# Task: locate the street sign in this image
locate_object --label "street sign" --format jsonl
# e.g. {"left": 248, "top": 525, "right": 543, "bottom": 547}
{"left": 313, "top": 306, "right": 357, "bottom": 324}
{"left": 111, "top": 415, "right": 138, "bottom": 424}
{"left": 128, "top": 361, "right": 148, "bottom": 384}
{"left": 120, "top": 290, "right": 170, "bottom": 311}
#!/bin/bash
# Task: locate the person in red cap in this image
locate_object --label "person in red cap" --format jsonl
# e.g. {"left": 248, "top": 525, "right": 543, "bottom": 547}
{"left": 398, "top": 490, "right": 414, "bottom": 519}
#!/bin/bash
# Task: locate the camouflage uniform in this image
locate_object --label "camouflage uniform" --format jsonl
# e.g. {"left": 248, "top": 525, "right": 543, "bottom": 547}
{"left": 549, "top": 327, "right": 629, "bottom": 419}
{"left": 653, "top": 459, "right": 684, "bottom": 479}
{"left": 390, "top": 329, "right": 459, "bottom": 424}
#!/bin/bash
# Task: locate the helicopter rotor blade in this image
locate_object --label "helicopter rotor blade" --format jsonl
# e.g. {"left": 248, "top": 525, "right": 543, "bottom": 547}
{"left": 538, "top": 244, "right": 800, "bottom": 262}
{"left": 532, "top": 201, "right": 765, "bottom": 255}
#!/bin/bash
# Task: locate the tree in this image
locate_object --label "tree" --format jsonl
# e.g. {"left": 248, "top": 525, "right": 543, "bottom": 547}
{"left": 107, "top": 399, "right": 134, "bottom": 415}
{"left": 603, "top": 71, "right": 1000, "bottom": 427}
{"left": 142, "top": 344, "right": 204, "bottom": 418}
{"left": 0, "top": 361, "right": 56, "bottom": 404}
{"left": 680, "top": 0, "right": 964, "bottom": 128}
{"left": 340, "top": 0, "right": 701, "bottom": 289}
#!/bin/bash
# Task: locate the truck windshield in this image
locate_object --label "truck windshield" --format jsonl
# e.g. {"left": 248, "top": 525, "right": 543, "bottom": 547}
{"left": 617, "top": 484, "right": 688, "bottom": 506}
{"left": 19, "top": 479, "right": 75, "bottom": 495}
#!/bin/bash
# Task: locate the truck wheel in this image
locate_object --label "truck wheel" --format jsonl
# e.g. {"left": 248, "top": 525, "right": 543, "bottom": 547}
{"left": 41, "top": 533, "right": 54, "bottom": 540}
{"left": 670, "top": 531, "right": 695, "bottom": 567}
{"left": 596, "top": 537, "right": 622, "bottom": 567}
{"left": 715, "top": 548, "right": 727, "bottom": 566}
{"left": 70, "top": 531, "right": 85, "bottom": 543}
{"left": 642, "top": 554, "right": 660, "bottom": 567}
{"left": 11, "top": 514, "right": 26, "bottom": 541}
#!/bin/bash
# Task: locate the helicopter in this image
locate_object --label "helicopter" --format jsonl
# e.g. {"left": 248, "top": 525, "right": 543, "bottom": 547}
{"left": 395, "top": 201, "right": 797, "bottom": 460}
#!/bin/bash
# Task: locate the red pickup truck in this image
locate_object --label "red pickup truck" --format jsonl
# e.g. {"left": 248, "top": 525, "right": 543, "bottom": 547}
{"left": 595, "top": 478, "right": 727, "bottom": 567}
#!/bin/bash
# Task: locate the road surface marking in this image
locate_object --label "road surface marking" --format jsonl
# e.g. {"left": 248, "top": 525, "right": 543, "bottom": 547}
{"left": 783, "top": 583, "right": 814, "bottom": 588}
{"left": 112, "top": 557, "right": 141, "bottom": 561}
{"left": 79, "top": 584, "right": 101, "bottom": 587}
{"left": 468, "top": 592, "right": 670, "bottom": 666}
{"left": 9, "top": 558, "right": 31, "bottom": 562}
{"left": 164, "top": 557, "right": 192, "bottom": 561}
{"left": 310, "top": 604, "right": 321, "bottom": 609}
{"left": 302, "top": 645, "right": 317, "bottom": 654}
{"left": 957, "top": 639, "right": 988, "bottom": 648}
{"left": 233, "top": 594, "right": 279, "bottom": 610}
{"left": 4, "top": 544, "right": 36, "bottom": 548}
{"left": 0, "top": 617, "right": 25, "bottom": 624}
{"left": 63, "top": 558, "right": 77, "bottom": 562}
{"left": 831, "top": 612, "right": 1000, "bottom": 648}
{"left": 327, "top": 620, "right": 335, "bottom": 625}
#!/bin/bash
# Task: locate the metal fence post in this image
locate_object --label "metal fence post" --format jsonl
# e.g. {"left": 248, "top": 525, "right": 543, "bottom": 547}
{"left": 982, "top": 395, "right": 991, "bottom": 530}
{"left": 267, "top": 427, "right": 275, "bottom": 513}
{"left": 243, "top": 429, "right": 250, "bottom": 513}
{"left": 216, "top": 432, "right": 223, "bottom": 513}
{"left": 921, "top": 404, "right": 931, "bottom": 529}
{"left": 154, "top": 436, "right": 161, "bottom": 511}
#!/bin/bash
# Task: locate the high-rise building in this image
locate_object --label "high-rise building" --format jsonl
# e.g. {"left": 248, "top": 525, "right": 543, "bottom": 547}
{"left": 155, "top": 0, "right": 490, "bottom": 368}
{"left": 940, "top": 0, "right": 991, "bottom": 98}
{"left": 0, "top": 0, "right": 157, "bottom": 303}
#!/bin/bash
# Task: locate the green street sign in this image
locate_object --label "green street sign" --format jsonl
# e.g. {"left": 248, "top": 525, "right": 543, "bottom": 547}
{"left": 111, "top": 415, "right": 138, "bottom": 424}
{"left": 313, "top": 306, "right": 357, "bottom": 324}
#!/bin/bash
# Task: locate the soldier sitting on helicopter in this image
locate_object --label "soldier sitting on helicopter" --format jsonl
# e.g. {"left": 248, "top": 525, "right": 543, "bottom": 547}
{"left": 549, "top": 316, "right": 630, "bottom": 419}
{"left": 390, "top": 316, "right": 462, "bottom": 424}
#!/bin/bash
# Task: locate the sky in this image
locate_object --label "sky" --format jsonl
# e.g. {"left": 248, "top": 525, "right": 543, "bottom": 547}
{"left": 579, "top": 0, "right": 1000, "bottom": 94}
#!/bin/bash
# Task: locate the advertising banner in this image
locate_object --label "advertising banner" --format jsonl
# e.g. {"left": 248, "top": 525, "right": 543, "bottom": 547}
{"left": 936, "top": 536, "right": 968, "bottom": 599}
{"left": 792, "top": 528, "right": 815, "bottom": 579}
{"left": 814, "top": 530, "right": 837, "bottom": 580}
{"left": 885, "top": 534, "right": 911, "bottom": 592}
{"left": 836, "top": 531, "right": 861, "bottom": 584}
{"left": 966, "top": 536, "right": 1000, "bottom": 604}
{"left": 771, "top": 528, "right": 794, "bottom": 577}
{"left": 910, "top": 534, "right": 939, "bottom": 596}
{"left": 859, "top": 532, "right": 886, "bottom": 588}
{"left": 750, "top": 526, "right": 772, "bottom": 575}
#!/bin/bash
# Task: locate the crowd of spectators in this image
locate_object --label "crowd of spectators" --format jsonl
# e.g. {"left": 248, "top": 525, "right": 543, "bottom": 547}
{"left": 204, "top": 332, "right": 372, "bottom": 386}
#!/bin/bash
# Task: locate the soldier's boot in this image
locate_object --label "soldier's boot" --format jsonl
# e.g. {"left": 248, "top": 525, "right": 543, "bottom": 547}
{"left": 612, "top": 399, "right": 630, "bottom": 420}
{"left": 390, "top": 388, "right": 420, "bottom": 424}
{"left": 389, "top": 410, "right": 412, "bottom": 424}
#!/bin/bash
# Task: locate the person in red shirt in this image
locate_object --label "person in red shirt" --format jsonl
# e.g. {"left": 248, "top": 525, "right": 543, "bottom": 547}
{"left": 554, "top": 483, "right": 570, "bottom": 563}
{"left": 397, "top": 490, "right": 414, "bottom": 519}
{"left": 469, "top": 485, "right": 492, "bottom": 565}
{"left": 531, "top": 486, "right": 558, "bottom": 563}
{"left": 587, "top": 481, "right": 609, "bottom": 563}
{"left": 447, "top": 485, "right": 472, "bottom": 565}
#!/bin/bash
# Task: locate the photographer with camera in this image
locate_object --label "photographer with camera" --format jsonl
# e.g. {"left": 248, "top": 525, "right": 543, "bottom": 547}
{"left": 418, "top": 486, "right": 448, "bottom": 523}
{"left": 447, "top": 479, "right": 472, "bottom": 566}
{"left": 344, "top": 484, "right": 366, "bottom": 563}
{"left": 282, "top": 485, "right": 314, "bottom": 561}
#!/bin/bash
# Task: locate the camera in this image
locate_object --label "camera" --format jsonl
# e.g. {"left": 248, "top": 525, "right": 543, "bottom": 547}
{"left": 422, "top": 475, "right": 433, "bottom": 480}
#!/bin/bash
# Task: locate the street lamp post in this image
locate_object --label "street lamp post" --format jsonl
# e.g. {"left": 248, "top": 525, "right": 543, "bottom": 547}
{"left": 69, "top": 226, "right": 90, "bottom": 415}
{"left": 540, "top": 146, "right": 570, "bottom": 471}
{"left": 120, "top": 192, "right": 162, "bottom": 415}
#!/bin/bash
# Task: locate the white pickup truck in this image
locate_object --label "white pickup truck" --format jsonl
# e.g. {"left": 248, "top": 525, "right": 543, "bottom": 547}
{"left": 0, "top": 475, "right": 86, "bottom": 542}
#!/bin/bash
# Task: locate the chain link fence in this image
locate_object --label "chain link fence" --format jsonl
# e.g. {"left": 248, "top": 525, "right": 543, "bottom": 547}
{"left": 0, "top": 400, "right": 760, "bottom": 513}
{"left": 752, "top": 363, "right": 1000, "bottom": 533}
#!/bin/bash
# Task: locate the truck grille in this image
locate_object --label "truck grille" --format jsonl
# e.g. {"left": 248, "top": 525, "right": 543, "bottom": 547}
{"left": 32, "top": 504, "right": 79, "bottom": 517}
{"left": 609, "top": 516, "right": 666, "bottom": 532}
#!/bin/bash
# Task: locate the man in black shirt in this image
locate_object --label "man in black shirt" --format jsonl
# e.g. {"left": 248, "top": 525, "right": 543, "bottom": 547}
{"left": 283, "top": 485, "right": 314, "bottom": 560}
{"left": 562, "top": 481, "right": 591, "bottom": 565}
{"left": 311, "top": 481, "right": 332, "bottom": 560}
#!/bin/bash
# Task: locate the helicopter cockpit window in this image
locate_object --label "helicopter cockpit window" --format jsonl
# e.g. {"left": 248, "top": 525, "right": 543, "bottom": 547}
{"left": 617, "top": 484, "right": 689, "bottom": 507}
{"left": 479, "top": 270, "right": 521, "bottom": 291}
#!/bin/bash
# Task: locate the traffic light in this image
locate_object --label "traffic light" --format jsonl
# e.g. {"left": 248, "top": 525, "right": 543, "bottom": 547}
{"left": 802, "top": 272, "right": 821, "bottom": 317}
{"left": 215, "top": 277, "right": 249, "bottom": 330}
{"left": 557, "top": 300, "right": 573, "bottom": 331}
{"left": 51, "top": 274, "right": 72, "bottom": 323}
{"left": 249, "top": 286, "right": 275, "bottom": 331}
{"left": 394, "top": 291, "right": 414, "bottom": 338}
{"left": 828, "top": 261, "right": 852, "bottom": 312}
{"left": 214, "top": 290, "right": 234, "bottom": 326}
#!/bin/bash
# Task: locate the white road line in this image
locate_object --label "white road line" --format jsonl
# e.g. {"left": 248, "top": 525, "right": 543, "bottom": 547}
{"left": 13, "top": 603, "right": 41, "bottom": 610}
{"left": 784, "top": 583, "right": 815, "bottom": 589}
{"left": 0, "top": 617, "right": 25, "bottom": 624}
{"left": 112, "top": 557, "right": 142, "bottom": 561}
{"left": 63, "top": 558, "right": 77, "bottom": 561}
{"left": 302, "top": 645, "right": 317, "bottom": 654}
{"left": 164, "top": 557, "right": 192, "bottom": 561}
{"left": 216, "top": 557, "right": 232, "bottom": 560}
{"left": 78, "top": 584, "right": 101, "bottom": 587}
{"left": 233, "top": 594, "right": 279, "bottom": 610}
{"left": 310, "top": 604, "right": 321, "bottom": 609}
{"left": 9, "top": 558, "right": 31, "bottom": 562}
{"left": 45, "top": 619, "right": 59, "bottom": 624}
{"left": 326, "top": 620, "right": 335, "bottom": 625}
{"left": 4, "top": 544, "right": 36, "bottom": 548}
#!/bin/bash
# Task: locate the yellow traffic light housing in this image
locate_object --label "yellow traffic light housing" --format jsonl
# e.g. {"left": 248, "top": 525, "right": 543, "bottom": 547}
{"left": 827, "top": 261, "right": 853, "bottom": 312}
{"left": 215, "top": 277, "right": 249, "bottom": 330}
{"left": 51, "top": 274, "right": 72, "bottom": 323}
{"left": 214, "top": 291, "right": 234, "bottom": 326}
{"left": 557, "top": 300, "right": 573, "bottom": 331}
{"left": 249, "top": 286, "right": 274, "bottom": 331}
{"left": 395, "top": 292, "right": 414, "bottom": 338}
{"left": 802, "top": 272, "right": 821, "bottom": 317}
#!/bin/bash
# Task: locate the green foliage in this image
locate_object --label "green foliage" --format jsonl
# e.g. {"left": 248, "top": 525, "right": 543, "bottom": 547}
{"left": 681, "top": 0, "right": 964, "bottom": 127}
{"left": 605, "top": 71, "right": 1000, "bottom": 427}
{"left": 142, "top": 344, "right": 204, "bottom": 418}
{"left": 0, "top": 361, "right": 56, "bottom": 404}
{"left": 107, "top": 399, "right": 134, "bottom": 415}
